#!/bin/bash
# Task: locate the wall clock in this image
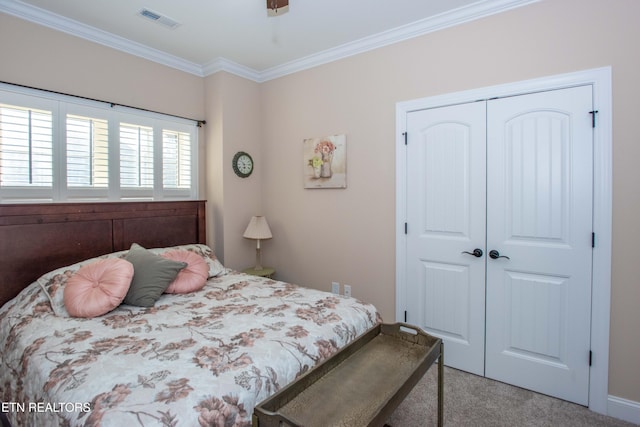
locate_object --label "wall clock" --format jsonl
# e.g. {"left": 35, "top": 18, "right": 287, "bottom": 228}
{"left": 232, "top": 151, "right": 254, "bottom": 178}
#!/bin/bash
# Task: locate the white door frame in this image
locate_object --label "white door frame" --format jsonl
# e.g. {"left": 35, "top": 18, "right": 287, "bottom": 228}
{"left": 395, "top": 67, "right": 612, "bottom": 414}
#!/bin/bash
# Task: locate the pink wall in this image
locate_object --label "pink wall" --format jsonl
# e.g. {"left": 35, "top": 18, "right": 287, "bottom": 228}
{"left": 203, "top": 72, "right": 263, "bottom": 270}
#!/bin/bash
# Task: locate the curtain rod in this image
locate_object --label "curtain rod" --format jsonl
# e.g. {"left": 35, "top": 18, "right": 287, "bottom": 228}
{"left": 0, "top": 80, "right": 206, "bottom": 127}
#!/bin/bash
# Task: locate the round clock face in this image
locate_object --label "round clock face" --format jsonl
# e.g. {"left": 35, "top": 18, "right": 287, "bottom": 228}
{"left": 232, "top": 151, "right": 253, "bottom": 178}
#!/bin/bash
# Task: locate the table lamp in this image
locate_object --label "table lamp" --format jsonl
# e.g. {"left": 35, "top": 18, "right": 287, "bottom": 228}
{"left": 243, "top": 216, "right": 272, "bottom": 270}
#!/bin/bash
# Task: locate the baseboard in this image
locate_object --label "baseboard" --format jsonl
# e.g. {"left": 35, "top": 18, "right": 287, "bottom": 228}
{"left": 608, "top": 395, "right": 640, "bottom": 424}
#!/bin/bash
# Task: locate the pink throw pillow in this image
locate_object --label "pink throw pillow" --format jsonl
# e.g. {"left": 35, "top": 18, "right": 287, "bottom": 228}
{"left": 162, "top": 250, "right": 208, "bottom": 294}
{"left": 64, "top": 258, "right": 134, "bottom": 318}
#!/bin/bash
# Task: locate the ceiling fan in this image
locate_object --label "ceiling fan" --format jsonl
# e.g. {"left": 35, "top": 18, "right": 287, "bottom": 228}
{"left": 267, "top": 0, "right": 289, "bottom": 16}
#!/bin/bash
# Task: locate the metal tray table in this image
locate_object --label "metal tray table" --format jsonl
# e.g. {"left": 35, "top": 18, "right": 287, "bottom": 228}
{"left": 253, "top": 323, "right": 443, "bottom": 427}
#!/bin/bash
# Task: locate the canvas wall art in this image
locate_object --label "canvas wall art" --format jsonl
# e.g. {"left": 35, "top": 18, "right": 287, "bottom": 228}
{"left": 303, "top": 134, "right": 346, "bottom": 189}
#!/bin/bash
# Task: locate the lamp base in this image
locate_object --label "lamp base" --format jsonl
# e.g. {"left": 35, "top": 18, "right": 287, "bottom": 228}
{"left": 254, "top": 247, "right": 263, "bottom": 270}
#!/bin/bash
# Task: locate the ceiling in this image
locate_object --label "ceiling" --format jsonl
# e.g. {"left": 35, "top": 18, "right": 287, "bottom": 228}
{"left": 1, "top": 0, "right": 537, "bottom": 82}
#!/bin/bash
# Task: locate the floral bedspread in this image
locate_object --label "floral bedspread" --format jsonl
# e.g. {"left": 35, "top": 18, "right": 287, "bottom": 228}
{"left": 0, "top": 271, "right": 380, "bottom": 426}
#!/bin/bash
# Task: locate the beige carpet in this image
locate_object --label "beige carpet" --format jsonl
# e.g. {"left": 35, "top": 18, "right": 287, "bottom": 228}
{"left": 386, "top": 366, "right": 637, "bottom": 427}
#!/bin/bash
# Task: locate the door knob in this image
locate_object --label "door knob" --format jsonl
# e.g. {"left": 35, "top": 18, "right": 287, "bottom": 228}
{"left": 461, "top": 248, "right": 483, "bottom": 258}
{"left": 489, "top": 250, "right": 510, "bottom": 260}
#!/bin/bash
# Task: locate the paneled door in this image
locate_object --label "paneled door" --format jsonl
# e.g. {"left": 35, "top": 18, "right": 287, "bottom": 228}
{"left": 484, "top": 86, "right": 593, "bottom": 404}
{"left": 405, "top": 101, "right": 487, "bottom": 376}
{"left": 405, "top": 85, "right": 593, "bottom": 404}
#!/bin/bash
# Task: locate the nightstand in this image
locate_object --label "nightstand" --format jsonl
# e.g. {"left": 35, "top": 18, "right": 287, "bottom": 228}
{"left": 243, "top": 267, "right": 275, "bottom": 279}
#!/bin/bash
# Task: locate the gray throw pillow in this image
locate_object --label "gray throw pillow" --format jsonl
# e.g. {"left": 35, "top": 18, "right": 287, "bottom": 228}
{"left": 123, "top": 243, "right": 187, "bottom": 307}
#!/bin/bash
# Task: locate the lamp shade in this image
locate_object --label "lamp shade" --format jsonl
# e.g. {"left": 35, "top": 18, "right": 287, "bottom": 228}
{"left": 243, "top": 216, "right": 272, "bottom": 240}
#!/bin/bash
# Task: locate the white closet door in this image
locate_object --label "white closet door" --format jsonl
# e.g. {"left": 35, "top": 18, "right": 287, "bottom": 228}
{"left": 485, "top": 85, "right": 593, "bottom": 405}
{"left": 405, "top": 101, "right": 487, "bottom": 375}
{"left": 404, "top": 85, "right": 594, "bottom": 404}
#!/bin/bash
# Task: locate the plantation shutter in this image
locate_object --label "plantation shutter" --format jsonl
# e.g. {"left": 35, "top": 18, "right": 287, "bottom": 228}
{"left": 120, "top": 123, "right": 154, "bottom": 188}
{"left": 163, "top": 129, "right": 191, "bottom": 189}
{"left": 0, "top": 104, "right": 53, "bottom": 187}
{"left": 1, "top": 83, "right": 198, "bottom": 202}
{"left": 66, "top": 114, "right": 109, "bottom": 188}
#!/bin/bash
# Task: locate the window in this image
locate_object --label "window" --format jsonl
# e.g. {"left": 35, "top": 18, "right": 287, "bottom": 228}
{"left": 163, "top": 129, "right": 192, "bottom": 189}
{"left": 0, "top": 84, "right": 198, "bottom": 203}
{"left": 120, "top": 123, "right": 154, "bottom": 189}
{"left": 0, "top": 104, "right": 53, "bottom": 187}
{"left": 66, "top": 114, "right": 109, "bottom": 188}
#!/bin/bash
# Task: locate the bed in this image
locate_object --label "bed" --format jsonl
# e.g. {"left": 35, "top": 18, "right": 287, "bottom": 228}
{"left": 0, "top": 201, "right": 380, "bottom": 427}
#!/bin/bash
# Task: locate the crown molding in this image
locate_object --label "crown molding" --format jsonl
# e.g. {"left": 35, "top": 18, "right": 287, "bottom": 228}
{"left": 0, "top": 0, "right": 205, "bottom": 76}
{"left": 202, "top": 57, "right": 262, "bottom": 82}
{"left": 257, "top": 0, "right": 540, "bottom": 82}
{"left": 1, "top": 0, "right": 539, "bottom": 82}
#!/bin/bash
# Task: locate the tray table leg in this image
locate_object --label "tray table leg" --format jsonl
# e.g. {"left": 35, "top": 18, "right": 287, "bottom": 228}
{"left": 438, "top": 342, "right": 444, "bottom": 427}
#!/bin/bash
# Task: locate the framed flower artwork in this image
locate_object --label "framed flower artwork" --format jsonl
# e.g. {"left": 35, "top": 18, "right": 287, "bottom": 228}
{"left": 303, "top": 134, "right": 346, "bottom": 189}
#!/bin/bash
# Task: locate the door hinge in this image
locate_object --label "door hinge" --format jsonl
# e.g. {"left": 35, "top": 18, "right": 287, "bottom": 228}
{"left": 405, "top": 222, "right": 408, "bottom": 234}
{"left": 589, "top": 110, "right": 599, "bottom": 128}
{"left": 404, "top": 310, "right": 407, "bottom": 322}
{"left": 403, "top": 131, "right": 407, "bottom": 145}
{"left": 589, "top": 350, "right": 593, "bottom": 366}
{"left": 592, "top": 232, "right": 596, "bottom": 248}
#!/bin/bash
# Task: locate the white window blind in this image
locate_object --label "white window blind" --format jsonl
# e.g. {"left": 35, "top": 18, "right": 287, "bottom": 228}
{"left": 66, "top": 114, "right": 109, "bottom": 188}
{"left": 0, "top": 84, "right": 198, "bottom": 203}
{"left": 120, "top": 123, "right": 154, "bottom": 189}
{"left": 0, "top": 104, "right": 53, "bottom": 187}
{"left": 163, "top": 129, "right": 191, "bottom": 189}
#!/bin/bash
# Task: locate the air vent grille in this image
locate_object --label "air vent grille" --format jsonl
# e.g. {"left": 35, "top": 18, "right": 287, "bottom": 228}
{"left": 138, "top": 8, "right": 180, "bottom": 29}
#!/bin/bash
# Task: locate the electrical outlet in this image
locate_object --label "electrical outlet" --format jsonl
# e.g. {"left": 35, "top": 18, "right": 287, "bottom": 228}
{"left": 331, "top": 282, "right": 340, "bottom": 294}
{"left": 344, "top": 284, "right": 352, "bottom": 298}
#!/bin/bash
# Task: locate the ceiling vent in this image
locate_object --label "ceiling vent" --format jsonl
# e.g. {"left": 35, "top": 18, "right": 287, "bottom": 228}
{"left": 138, "top": 8, "right": 180, "bottom": 29}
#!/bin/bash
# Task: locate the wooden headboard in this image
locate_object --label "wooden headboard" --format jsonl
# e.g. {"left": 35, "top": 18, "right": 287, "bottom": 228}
{"left": 0, "top": 200, "right": 206, "bottom": 307}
